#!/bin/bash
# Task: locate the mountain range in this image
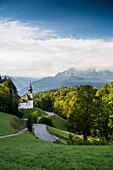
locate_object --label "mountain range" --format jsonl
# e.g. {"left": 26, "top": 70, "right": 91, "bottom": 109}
{"left": 1, "top": 75, "right": 39, "bottom": 92}
{"left": 17, "top": 68, "right": 113, "bottom": 95}
{"left": 2, "top": 68, "right": 113, "bottom": 96}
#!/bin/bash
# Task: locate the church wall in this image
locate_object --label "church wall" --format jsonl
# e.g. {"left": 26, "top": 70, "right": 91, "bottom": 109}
{"left": 28, "top": 100, "right": 33, "bottom": 109}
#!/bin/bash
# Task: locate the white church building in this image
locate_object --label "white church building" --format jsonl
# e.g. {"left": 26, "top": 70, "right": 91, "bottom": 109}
{"left": 18, "top": 83, "right": 33, "bottom": 110}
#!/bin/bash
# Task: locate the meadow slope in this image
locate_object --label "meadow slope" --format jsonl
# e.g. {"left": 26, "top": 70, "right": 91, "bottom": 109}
{"left": 0, "top": 132, "right": 113, "bottom": 170}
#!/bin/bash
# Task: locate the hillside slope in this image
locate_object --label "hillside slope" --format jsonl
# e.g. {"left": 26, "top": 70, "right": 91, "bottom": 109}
{"left": 0, "top": 112, "right": 25, "bottom": 136}
{"left": 0, "top": 133, "right": 112, "bottom": 170}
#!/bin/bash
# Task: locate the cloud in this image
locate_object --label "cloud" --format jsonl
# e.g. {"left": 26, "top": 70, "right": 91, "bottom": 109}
{"left": 0, "top": 19, "right": 113, "bottom": 78}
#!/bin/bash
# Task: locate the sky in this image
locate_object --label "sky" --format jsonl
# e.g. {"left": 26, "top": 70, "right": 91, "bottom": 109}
{"left": 0, "top": 0, "right": 113, "bottom": 78}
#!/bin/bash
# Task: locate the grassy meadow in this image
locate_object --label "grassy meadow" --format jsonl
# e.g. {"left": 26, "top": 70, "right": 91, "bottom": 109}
{"left": 0, "top": 132, "right": 113, "bottom": 170}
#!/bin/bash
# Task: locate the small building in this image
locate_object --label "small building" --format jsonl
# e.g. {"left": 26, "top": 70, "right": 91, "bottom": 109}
{"left": 18, "top": 83, "right": 33, "bottom": 110}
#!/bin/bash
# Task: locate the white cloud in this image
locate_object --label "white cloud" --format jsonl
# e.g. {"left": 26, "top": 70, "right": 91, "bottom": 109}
{"left": 0, "top": 19, "right": 113, "bottom": 78}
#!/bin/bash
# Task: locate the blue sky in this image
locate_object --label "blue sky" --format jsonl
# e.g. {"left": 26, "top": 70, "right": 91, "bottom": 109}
{"left": 1, "top": 0, "right": 113, "bottom": 38}
{"left": 0, "top": 0, "right": 113, "bottom": 77}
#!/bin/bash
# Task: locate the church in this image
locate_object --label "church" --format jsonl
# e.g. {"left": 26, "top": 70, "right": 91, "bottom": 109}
{"left": 18, "top": 83, "right": 33, "bottom": 110}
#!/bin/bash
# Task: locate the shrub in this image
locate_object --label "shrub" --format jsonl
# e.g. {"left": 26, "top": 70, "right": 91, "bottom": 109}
{"left": 53, "top": 139, "right": 64, "bottom": 144}
{"left": 92, "top": 139, "right": 110, "bottom": 145}
{"left": 26, "top": 115, "right": 33, "bottom": 132}
{"left": 31, "top": 110, "right": 39, "bottom": 123}
{"left": 39, "top": 115, "right": 53, "bottom": 126}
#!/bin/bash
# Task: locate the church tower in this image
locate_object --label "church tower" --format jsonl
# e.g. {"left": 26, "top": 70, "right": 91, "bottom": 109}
{"left": 28, "top": 83, "right": 33, "bottom": 99}
{"left": 0, "top": 74, "right": 2, "bottom": 83}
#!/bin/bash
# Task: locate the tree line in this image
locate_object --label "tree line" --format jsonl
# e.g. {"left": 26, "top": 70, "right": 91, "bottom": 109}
{"left": 33, "top": 83, "right": 113, "bottom": 141}
{"left": 0, "top": 76, "right": 19, "bottom": 116}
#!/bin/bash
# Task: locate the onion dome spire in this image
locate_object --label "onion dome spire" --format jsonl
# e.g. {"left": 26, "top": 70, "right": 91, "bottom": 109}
{"left": 28, "top": 82, "right": 33, "bottom": 93}
{"left": 0, "top": 74, "right": 2, "bottom": 83}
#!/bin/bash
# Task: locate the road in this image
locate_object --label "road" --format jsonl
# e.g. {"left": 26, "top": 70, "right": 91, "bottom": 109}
{"left": 33, "top": 124, "right": 56, "bottom": 142}
{"left": 0, "top": 128, "right": 27, "bottom": 139}
{"left": 44, "top": 111, "right": 54, "bottom": 116}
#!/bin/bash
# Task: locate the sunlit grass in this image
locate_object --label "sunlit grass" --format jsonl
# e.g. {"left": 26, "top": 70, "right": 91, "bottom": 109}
{"left": 51, "top": 114, "right": 68, "bottom": 131}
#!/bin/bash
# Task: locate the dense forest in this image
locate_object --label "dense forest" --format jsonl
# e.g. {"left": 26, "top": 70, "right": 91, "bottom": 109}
{"left": 33, "top": 83, "right": 113, "bottom": 141}
{"left": 0, "top": 75, "right": 19, "bottom": 116}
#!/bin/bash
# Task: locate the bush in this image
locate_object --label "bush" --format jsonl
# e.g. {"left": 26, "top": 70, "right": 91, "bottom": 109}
{"left": 31, "top": 110, "right": 39, "bottom": 123}
{"left": 53, "top": 139, "right": 64, "bottom": 144}
{"left": 26, "top": 115, "right": 33, "bottom": 132}
{"left": 39, "top": 115, "right": 53, "bottom": 126}
{"left": 92, "top": 139, "right": 110, "bottom": 145}
{"left": 10, "top": 117, "right": 26, "bottom": 132}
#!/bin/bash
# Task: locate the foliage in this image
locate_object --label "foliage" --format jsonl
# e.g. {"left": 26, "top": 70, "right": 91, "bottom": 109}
{"left": 0, "top": 77, "right": 19, "bottom": 116}
{"left": 26, "top": 115, "right": 33, "bottom": 132}
{"left": 68, "top": 85, "right": 98, "bottom": 140}
{"left": 31, "top": 110, "right": 40, "bottom": 123}
{"left": 39, "top": 115, "right": 53, "bottom": 126}
{"left": 34, "top": 83, "right": 113, "bottom": 141}
{"left": 20, "top": 107, "right": 47, "bottom": 119}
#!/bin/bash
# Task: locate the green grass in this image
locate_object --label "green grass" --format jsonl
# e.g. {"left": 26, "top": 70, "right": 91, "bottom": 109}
{"left": 0, "top": 112, "right": 15, "bottom": 136}
{"left": 48, "top": 126, "right": 82, "bottom": 140}
{"left": 51, "top": 114, "right": 68, "bottom": 131}
{"left": 20, "top": 107, "right": 47, "bottom": 118}
{"left": 0, "top": 112, "right": 25, "bottom": 136}
{"left": 0, "top": 132, "right": 113, "bottom": 170}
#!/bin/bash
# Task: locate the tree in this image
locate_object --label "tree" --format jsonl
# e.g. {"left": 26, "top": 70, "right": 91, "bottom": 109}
{"left": 31, "top": 110, "right": 39, "bottom": 123}
{"left": 92, "top": 100, "right": 113, "bottom": 141}
{"left": 26, "top": 115, "right": 33, "bottom": 132}
{"left": 39, "top": 114, "right": 53, "bottom": 126}
{"left": 68, "top": 85, "right": 97, "bottom": 141}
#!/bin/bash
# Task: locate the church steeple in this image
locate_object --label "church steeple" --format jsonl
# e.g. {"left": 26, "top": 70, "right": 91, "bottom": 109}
{"left": 0, "top": 74, "right": 2, "bottom": 83}
{"left": 28, "top": 82, "right": 33, "bottom": 93}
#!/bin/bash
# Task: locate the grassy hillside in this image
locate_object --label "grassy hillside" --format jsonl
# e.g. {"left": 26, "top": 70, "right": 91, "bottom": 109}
{"left": 51, "top": 114, "right": 68, "bottom": 131}
{"left": 0, "top": 112, "right": 25, "bottom": 136}
{"left": 20, "top": 107, "right": 47, "bottom": 118}
{"left": 0, "top": 132, "right": 113, "bottom": 170}
{"left": 48, "top": 126, "right": 82, "bottom": 140}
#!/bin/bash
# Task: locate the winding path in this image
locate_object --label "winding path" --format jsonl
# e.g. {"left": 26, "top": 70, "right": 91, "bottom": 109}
{"left": 0, "top": 128, "right": 27, "bottom": 139}
{"left": 44, "top": 111, "right": 54, "bottom": 116}
{"left": 33, "top": 124, "right": 56, "bottom": 142}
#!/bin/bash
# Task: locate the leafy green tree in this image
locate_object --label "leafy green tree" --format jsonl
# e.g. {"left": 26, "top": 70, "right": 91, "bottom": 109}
{"left": 68, "top": 85, "right": 97, "bottom": 141}
{"left": 92, "top": 100, "right": 113, "bottom": 141}
{"left": 0, "top": 78, "right": 19, "bottom": 115}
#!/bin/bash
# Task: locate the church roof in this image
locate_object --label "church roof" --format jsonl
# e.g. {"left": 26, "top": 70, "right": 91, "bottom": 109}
{"left": 19, "top": 93, "right": 33, "bottom": 103}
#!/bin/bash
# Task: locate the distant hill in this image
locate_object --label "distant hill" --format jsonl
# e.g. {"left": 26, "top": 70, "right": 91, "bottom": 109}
{"left": 19, "top": 68, "right": 113, "bottom": 95}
